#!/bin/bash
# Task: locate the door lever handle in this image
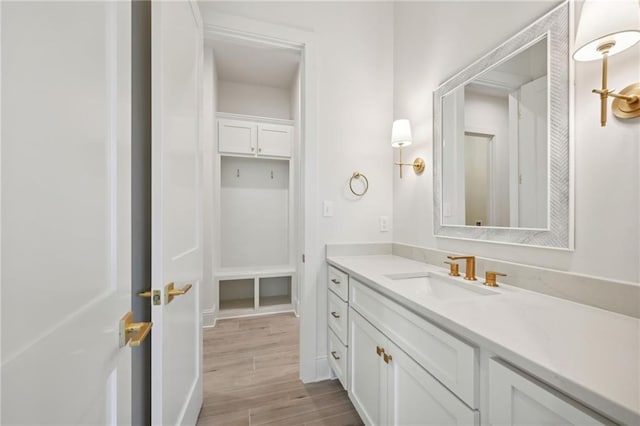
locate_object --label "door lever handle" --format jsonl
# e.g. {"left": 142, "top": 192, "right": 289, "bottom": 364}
{"left": 119, "top": 312, "right": 153, "bottom": 347}
{"left": 138, "top": 289, "right": 152, "bottom": 298}
{"left": 165, "top": 282, "right": 193, "bottom": 304}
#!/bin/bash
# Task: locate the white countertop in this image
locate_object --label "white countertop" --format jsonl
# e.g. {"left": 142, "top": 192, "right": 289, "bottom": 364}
{"left": 326, "top": 255, "right": 640, "bottom": 425}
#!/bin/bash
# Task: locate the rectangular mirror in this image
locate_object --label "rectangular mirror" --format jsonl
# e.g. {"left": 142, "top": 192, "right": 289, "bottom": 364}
{"left": 433, "top": 1, "right": 573, "bottom": 249}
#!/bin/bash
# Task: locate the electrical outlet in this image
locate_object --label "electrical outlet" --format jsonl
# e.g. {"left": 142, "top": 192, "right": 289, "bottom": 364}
{"left": 380, "top": 216, "right": 389, "bottom": 232}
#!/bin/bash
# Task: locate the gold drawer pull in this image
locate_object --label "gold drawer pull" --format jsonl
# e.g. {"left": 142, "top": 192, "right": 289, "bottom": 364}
{"left": 330, "top": 311, "right": 340, "bottom": 319}
{"left": 330, "top": 278, "right": 341, "bottom": 285}
{"left": 331, "top": 351, "right": 340, "bottom": 360}
{"left": 165, "top": 282, "right": 193, "bottom": 304}
{"left": 383, "top": 353, "right": 392, "bottom": 364}
{"left": 119, "top": 312, "right": 153, "bottom": 348}
{"left": 376, "top": 346, "right": 385, "bottom": 356}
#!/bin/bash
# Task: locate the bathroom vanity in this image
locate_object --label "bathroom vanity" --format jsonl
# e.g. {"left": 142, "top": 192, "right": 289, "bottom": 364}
{"left": 326, "top": 254, "right": 639, "bottom": 426}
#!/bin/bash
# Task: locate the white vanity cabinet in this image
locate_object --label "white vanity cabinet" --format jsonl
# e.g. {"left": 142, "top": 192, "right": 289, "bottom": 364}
{"left": 488, "top": 359, "right": 612, "bottom": 426}
{"left": 218, "top": 114, "right": 292, "bottom": 158}
{"left": 327, "top": 265, "right": 350, "bottom": 389}
{"left": 349, "top": 308, "right": 478, "bottom": 426}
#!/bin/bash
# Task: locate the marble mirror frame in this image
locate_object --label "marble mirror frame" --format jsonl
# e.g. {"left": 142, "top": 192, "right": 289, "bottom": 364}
{"left": 433, "top": 1, "right": 573, "bottom": 249}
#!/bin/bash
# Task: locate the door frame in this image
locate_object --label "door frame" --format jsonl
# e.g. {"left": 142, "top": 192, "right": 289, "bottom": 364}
{"left": 201, "top": 12, "right": 319, "bottom": 382}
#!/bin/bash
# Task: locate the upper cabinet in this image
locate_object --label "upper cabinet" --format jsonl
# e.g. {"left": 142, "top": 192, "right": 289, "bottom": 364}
{"left": 218, "top": 115, "right": 292, "bottom": 158}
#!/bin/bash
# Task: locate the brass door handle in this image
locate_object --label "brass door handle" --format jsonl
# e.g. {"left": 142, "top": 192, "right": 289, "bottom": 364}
{"left": 331, "top": 351, "right": 340, "bottom": 360}
{"left": 330, "top": 278, "right": 341, "bottom": 285}
{"left": 138, "top": 290, "right": 152, "bottom": 298}
{"left": 376, "top": 346, "right": 385, "bottom": 356}
{"left": 383, "top": 353, "right": 392, "bottom": 364}
{"left": 330, "top": 311, "right": 340, "bottom": 319}
{"left": 119, "top": 312, "right": 153, "bottom": 347}
{"left": 165, "top": 282, "right": 193, "bottom": 304}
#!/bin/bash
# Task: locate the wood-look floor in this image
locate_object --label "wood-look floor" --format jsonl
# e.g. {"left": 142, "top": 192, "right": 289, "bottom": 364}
{"left": 197, "top": 312, "right": 363, "bottom": 426}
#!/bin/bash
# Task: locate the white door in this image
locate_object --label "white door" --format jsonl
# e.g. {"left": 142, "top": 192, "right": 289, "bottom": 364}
{"left": 1, "top": 2, "right": 134, "bottom": 424}
{"left": 151, "top": 1, "right": 204, "bottom": 425}
{"left": 517, "top": 76, "right": 548, "bottom": 229}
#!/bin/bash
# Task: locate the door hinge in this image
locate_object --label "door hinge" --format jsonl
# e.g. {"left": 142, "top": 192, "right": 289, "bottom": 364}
{"left": 302, "top": 254, "right": 306, "bottom": 263}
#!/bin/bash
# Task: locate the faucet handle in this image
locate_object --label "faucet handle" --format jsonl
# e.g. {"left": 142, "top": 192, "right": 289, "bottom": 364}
{"left": 444, "top": 261, "right": 460, "bottom": 277}
{"left": 484, "top": 271, "right": 506, "bottom": 287}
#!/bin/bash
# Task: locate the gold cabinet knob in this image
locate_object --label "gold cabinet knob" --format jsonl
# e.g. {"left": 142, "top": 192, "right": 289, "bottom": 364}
{"left": 484, "top": 271, "right": 507, "bottom": 287}
{"left": 383, "top": 353, "right": 393, "bottom": 364}
{"left": 165, "top": 282, "right": 193, "bottom": 304}
{"left": 119, "top": 312, "right": 152, "bottom": 347}
{"left": 376, "top": 346, "right": 385, "bottom": 356}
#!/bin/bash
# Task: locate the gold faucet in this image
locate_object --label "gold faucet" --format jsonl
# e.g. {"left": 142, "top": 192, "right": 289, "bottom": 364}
{"left": 446, "top": 255, "right": 476, "bottom": 280}
{"left": 443, "top": 261, "right": 460, "bottom": 277}
{"left": 484, "top": 271, "right": 506, "bottom": 287}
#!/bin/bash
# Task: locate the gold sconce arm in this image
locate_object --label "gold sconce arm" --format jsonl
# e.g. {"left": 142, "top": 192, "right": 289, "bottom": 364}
{"left": 592, "top": 43, "right": 640, "bottom": 127}
{"left": 394, "top": 146, "right": 425, "bottom": 178}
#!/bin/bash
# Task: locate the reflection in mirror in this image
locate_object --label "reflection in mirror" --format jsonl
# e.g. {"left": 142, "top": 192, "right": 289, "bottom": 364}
{"left": 433, "top": 1, "right": 572, "bottom": 249}
{"left": 442, "top": 36, "right": 548, "bottom": 229}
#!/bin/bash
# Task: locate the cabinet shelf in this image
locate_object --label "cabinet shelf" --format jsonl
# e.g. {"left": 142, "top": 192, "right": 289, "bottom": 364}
{"left": 216, "top": 273, "right": 294, "bottom": 318}
{"left": 220, "top": 297, "right": 255, "bottom": 311}
{"left": 217, "top": 111, "right": 294, "bottom": 126}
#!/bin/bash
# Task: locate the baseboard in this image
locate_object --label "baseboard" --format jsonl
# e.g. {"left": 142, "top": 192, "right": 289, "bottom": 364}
{"left": 202, "top": 308, "right": 216, "bottom": 328}
{"left": 315, "top": 355, "right": 331, "bottom": 382}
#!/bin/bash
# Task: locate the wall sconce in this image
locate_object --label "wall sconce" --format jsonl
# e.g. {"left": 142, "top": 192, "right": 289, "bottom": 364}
{"left": 391, "top": 119, "right": 425, "bottom": 178}
{"left": 573, "top": 0, "right": 640, "bottom": 127}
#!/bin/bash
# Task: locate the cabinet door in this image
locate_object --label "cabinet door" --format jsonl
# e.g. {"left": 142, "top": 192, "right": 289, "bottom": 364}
{"left": 387, "top": 341, "right": 478, "bottom": 426}
{"left": 349, "top": 308, "right": 386, "bottom": 426}
{"left": 258, "top": 123, "right": 292, "bottom": 157}
{"left": 218, "top": 118, "right": 256, "bottom": 154}
{"left": 489, "top": 359, "right": 611, "bottom": 426}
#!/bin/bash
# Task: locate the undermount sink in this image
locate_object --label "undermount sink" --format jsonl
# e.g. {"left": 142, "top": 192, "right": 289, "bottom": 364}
{"left": 384, "top": 272, "right": 498, "bottom": 301}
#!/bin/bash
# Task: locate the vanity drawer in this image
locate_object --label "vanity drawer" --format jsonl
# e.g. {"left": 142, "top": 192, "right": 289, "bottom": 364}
{"left": 328, "top": 290, "right": 349, "bottom": 345}
{"left": 328, "top": 329, "right": 348, "bottom": 390}
{"left": 350, "top": 278, "right": 478, "bottom": 408}
{"left": 328, "top": 265, "right": 349, "bottom": 301}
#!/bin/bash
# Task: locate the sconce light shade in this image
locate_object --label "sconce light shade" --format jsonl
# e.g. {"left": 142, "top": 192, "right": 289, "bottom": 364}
{"left": 573, "top": 0, "right": 640, "bottom": 61}
{"left": 391, "top": 119, "right": 413, "bottom": 147}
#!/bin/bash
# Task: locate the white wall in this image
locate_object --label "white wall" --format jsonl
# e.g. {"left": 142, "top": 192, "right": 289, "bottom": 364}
{"left": 199, "top": 1, "right": 395, "bottom": 375}
{"left": 394, "top": 1, "right": 640, "bottom": 283}
{"left": 217, "top": 80, "right": 292, "bottom": 119}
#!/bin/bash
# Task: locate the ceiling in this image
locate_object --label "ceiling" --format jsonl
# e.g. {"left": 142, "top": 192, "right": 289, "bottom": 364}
{"left": 206, "top": 38, "right": 300, "bottom": 89}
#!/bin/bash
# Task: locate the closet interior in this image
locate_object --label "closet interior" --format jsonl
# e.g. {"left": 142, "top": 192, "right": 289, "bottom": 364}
{"left": 205, "top": 37, "right": 301, "bottom": 321}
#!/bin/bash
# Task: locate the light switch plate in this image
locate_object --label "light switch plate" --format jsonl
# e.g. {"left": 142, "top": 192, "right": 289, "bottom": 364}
{"left": 323, "top": 200, "right": 334, "bottom": 217}
{"left": 380, "top": 216, "right": 389, "bottom": 232}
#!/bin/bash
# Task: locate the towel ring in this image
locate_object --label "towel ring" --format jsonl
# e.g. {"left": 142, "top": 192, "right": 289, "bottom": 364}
{"left": 349, "top": 172, "right": 369, "bottom": 197}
